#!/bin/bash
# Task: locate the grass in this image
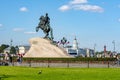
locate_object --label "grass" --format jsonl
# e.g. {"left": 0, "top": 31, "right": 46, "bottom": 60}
{"left": 0, "top": 66, "right": 120, "bottom": 80}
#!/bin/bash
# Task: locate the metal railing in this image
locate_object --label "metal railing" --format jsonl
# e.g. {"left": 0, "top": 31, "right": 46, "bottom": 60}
{"left": 12, "top": 60, "right": 120, "bottom": 68}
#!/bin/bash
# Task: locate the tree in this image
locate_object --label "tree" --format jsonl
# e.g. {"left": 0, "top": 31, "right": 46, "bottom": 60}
{"left": 15, "top": 46, "right": 19, "bottom": 53}
{"left": 95, "top": 51, "right": 103, "bottom": 54}
{"left": 10, "top": 46, "right": 16, "bottom": 54}
{"left": 0, "top": 44, "right": 9, "bottom": 53}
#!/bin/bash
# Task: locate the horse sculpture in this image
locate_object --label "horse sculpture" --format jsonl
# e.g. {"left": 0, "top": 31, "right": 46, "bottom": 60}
{"left": 36, "top": 13, "right": 54, "bottom": 41}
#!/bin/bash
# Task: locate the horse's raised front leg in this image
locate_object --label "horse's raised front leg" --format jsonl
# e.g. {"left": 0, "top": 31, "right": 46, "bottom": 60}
{"left": 36, "top": 27, "right": 39, "bottom": 32}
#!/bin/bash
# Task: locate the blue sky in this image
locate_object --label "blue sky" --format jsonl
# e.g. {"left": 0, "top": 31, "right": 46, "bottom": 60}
{"left": 0, "top": 0, "right": 120, "bottom": 52}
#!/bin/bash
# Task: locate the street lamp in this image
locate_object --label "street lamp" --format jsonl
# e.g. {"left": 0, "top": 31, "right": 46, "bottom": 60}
{"left": 112, "top": 40, "right": 115, "bottom": 53}
{"left": 94, "top": 44, "right": 96, "bottom": 57}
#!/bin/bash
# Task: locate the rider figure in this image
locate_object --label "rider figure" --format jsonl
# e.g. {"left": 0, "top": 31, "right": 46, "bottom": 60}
{"left": 44, "top": 13, "right": 50, "bottom": 30}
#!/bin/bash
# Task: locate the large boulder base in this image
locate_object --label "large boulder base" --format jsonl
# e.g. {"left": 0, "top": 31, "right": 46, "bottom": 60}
{"left": 24, "top": 37, "right": 71, "bottom": 58}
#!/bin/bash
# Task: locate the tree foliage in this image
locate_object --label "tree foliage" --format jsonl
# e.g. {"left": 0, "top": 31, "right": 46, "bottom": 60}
{"left": 10, "top": 46, "right": 16, "bottom": 54}
{"left": 0, "top": 44, "right": 9, "bottom": 53}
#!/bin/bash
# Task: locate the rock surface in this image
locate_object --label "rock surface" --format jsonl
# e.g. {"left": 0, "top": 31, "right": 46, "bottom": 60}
{"left": 24, "top": 37, "right": 71, "bottom": 58}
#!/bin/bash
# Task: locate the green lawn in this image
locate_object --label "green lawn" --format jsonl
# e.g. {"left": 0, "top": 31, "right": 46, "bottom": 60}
{"left": 0, "top": 66, "right": 120, "bottom": 80}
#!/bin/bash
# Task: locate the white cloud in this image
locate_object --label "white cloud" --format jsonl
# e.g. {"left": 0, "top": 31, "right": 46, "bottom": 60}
{"left": 118, "top": 5, "right": 120, "bottom": 8}
{"left": 69, "top": 0, "right": 88, "bottom": 4}
{"left": 101, "top": 2, "right": 105, "bottom": 4}
{"left": 59, "top": 0, "right": 104, "bottom": 13}
{"left": 24, "top": 31, "right": 36, "bottom": 34}
{"left": 20, "top": 7, "right": 28, "bottom": 12}
{"left": 13, "top": 28, "right": 24, "bottom": 32}
{"left": 0, "top": 24, "right": 3, "bottom": 27}
{"left": 118, "top": 18, "right": 120, "bottom": 22}
{"left": 73, "top": 5, "right": 104, "bottom": 12}
{"left": 59, "top": 5, "right": 70, "bottom": 12}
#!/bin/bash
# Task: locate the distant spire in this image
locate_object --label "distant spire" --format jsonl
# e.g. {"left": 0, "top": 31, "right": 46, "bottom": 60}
{"left": 104, "top": 45, "right": 106, "bottom": 53}
{"left": 75, "top": 36, "right": 76, "bottom": 40}
{"left": 73, "top": 36, "right": 78, "bottom": 49}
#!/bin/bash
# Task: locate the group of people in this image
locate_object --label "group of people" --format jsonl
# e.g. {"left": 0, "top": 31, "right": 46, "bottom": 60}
{"left": 17, "top": 53, "right": 24, "bottom": 64}
{"left": 4, "top": 52, "right": 23, "bottom": 64}
{"left": 4, "top": 52, "right": 12, "bottom": 63}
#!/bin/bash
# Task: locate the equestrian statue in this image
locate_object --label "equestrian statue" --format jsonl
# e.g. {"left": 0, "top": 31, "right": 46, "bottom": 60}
{"left": 36, "top": 13, "right": 54, "bottom": 41}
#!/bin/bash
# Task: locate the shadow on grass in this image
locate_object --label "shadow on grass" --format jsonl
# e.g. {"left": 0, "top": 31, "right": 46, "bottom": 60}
{"left": 0, "top": 75, "right": 16, "bottom": 80}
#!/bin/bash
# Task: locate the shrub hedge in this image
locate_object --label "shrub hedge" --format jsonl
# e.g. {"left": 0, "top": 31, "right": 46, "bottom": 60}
{"left": 23, "top": 57, "right": 116, "bottom": 62}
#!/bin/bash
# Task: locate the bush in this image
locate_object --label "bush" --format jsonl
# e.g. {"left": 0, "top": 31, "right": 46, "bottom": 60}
{"left": 23, "top": 57, "right": 116, "bottom": 62}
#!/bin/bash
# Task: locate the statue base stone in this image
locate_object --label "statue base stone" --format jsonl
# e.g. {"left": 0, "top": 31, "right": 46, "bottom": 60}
{"left": 24, "top": 37, "right": 71, "bottom": 58}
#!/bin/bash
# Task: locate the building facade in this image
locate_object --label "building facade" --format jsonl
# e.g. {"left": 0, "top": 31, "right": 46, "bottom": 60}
{"left": 64, "top": 37, "right": 94, "bottom": 57}
{"left": 18, "top": 45, "right": 30, "bottom": 54}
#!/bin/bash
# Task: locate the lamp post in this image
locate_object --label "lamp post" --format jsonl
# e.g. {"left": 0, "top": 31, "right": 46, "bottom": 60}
{"left": 112, "top": 40, "right": 116, "bottom": 57}
{"left": 60, "top": 37, "right": 69, "bottom": 47}
{"left": 112, "top": 40, "right": 115, "bottom": 52}
{"left": 94, "top": 44, "right": 96, "bottom": 57}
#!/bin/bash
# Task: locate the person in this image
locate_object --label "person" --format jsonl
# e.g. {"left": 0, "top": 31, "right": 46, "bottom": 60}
{"left": 116, "top": 55, "right": 120, "bottom": 65}
{"left": 19, "top": 54, "right": 23, "bottom": 63}
{"left": 4, "top": 52, "right": 9, "bottom": 61}
{"left": 8, "top": 54, "right": 12, "bottom": 63}
{"left": 44, "top": 13, "right": 50, "bottom": 26}
{"left": 17, "top": 54, "right": 23, "bottom": 64}
{"left": 3, "top": 52, "right": 9, "bottom": 66}
{"left": 17, "top": 55, "right": 20, "bottom": 63}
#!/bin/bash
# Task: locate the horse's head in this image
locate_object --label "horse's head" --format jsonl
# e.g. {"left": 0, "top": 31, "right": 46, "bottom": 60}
{"left": 37, "top": 15, "right": 45, "bottom": 30}
{"left": 40, "top": 15, "right": 45, "bottom": 21}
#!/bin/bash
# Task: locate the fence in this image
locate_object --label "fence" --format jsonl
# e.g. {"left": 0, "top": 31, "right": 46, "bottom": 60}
{"left": 1, "top": 57, "right": 119, "bottom": 68}
{"left": 12, "top": 59, "right": 120, "bottom": 68}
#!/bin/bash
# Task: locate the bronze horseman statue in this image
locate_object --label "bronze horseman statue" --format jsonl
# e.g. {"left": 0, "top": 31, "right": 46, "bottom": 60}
{"left": 36, "top": 13, "right": 54, "bottom": 41}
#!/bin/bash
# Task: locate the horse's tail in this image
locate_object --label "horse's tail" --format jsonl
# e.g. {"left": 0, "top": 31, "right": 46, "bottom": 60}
{"left": 50, "top": 27, "right": 54, "bottom": 40}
